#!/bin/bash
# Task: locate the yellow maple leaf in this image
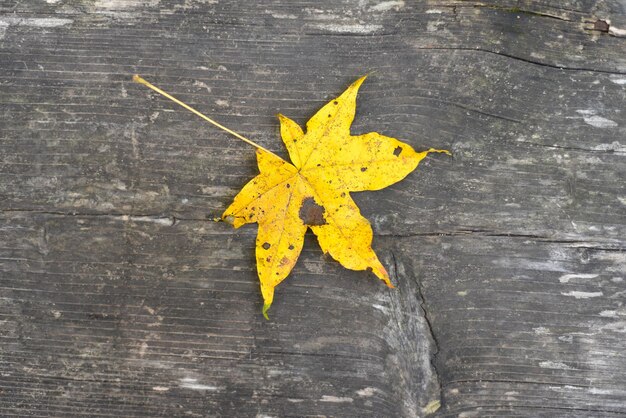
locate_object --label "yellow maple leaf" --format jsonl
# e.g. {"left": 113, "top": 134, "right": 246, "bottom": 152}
{"left": 133, "top": 74, "right": 449, "bottom": 319}
{"left": 222, "top": 76, "right": 449, "bottom": 318}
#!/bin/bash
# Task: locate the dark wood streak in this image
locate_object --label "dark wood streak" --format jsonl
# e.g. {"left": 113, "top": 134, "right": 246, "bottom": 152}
{"left": 0, "top": 0, "right": 625, "bottom": 416}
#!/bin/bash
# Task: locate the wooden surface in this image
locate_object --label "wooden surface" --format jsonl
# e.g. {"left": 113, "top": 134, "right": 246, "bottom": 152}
{"left": 1, "top": 0, "right": 625, "bottom": 416}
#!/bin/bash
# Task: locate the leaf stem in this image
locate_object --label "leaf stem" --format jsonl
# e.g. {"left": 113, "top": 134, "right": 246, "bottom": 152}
{"left": 132, "top": 75, "right": 281, "bottom": 159}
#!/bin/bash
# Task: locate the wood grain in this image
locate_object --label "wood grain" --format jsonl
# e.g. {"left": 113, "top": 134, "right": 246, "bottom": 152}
{"left": 1, "top": 0, "right": 625, "bottom": 416}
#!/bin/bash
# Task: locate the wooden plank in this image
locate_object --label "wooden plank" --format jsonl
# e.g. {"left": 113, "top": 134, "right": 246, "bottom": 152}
{"left": 1, "top": 0, "right": 625, "bottom": 416}
{"left": 394, "top": 235, "right": 626, "bottom": 416}
{"left": 0, "top": 213, "right": 439, "bottom": 417}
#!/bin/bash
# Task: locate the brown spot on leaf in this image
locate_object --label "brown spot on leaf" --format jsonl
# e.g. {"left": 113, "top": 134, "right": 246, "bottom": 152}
{"left": 262, "top": 242, "right": 271, "bottom": 250}
{"left": 288, "top": 244, "right": 295, "bottom": 250}
{"left": 299, "top": 197, "right": 327, "bottom": 226}
{"left": 360, "top": 167, "right": 367, "bottom": 172}
{"left": 393, "top": 146, "right": 403, "bottom": 156}
{"left": 286, "top": 183, "right": 290, "bottom": 188}
{"left": 279, "top": 257, "right": 290, "bottom": 266}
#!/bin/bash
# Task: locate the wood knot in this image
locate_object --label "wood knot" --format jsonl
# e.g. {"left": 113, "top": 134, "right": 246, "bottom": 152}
{"left": 593, "top": 19, "right": 609, "bottom": 33}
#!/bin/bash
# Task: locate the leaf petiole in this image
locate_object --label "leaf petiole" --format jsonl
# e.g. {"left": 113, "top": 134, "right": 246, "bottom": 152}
{"left": 132, "top": 75, "right": 282, "bottom": 160}
{"left": 262, "top": 303, "right": 271, "bottom": 320}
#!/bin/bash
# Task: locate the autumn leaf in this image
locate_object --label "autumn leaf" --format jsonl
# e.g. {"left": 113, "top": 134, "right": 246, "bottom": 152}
{"left": 221, "top": 76, "right": 449, "bottom": 318}
{"left": 133, "top": 74, "right": 449, "bottom": 319}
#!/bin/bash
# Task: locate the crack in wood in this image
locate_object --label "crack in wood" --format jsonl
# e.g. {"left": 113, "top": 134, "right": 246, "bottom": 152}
{"left": 3, "top": 210, "right": 623, "bottom": 250}
{"left": 389, "top": 250, "right": 442, "bottom": 415}
{"left": 411, "top": 47, "right": 626, "bottom": 75}
{"left": 471, "top": 4, "right": 573, "bottom": 22}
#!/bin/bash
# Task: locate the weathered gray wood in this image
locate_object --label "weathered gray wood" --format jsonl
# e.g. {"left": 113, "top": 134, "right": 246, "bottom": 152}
{"left": 0, "top": 213, "right": 440, "bottom": 417}
{"left": 1, "top": 0, "right": 625, "bottom": 416}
